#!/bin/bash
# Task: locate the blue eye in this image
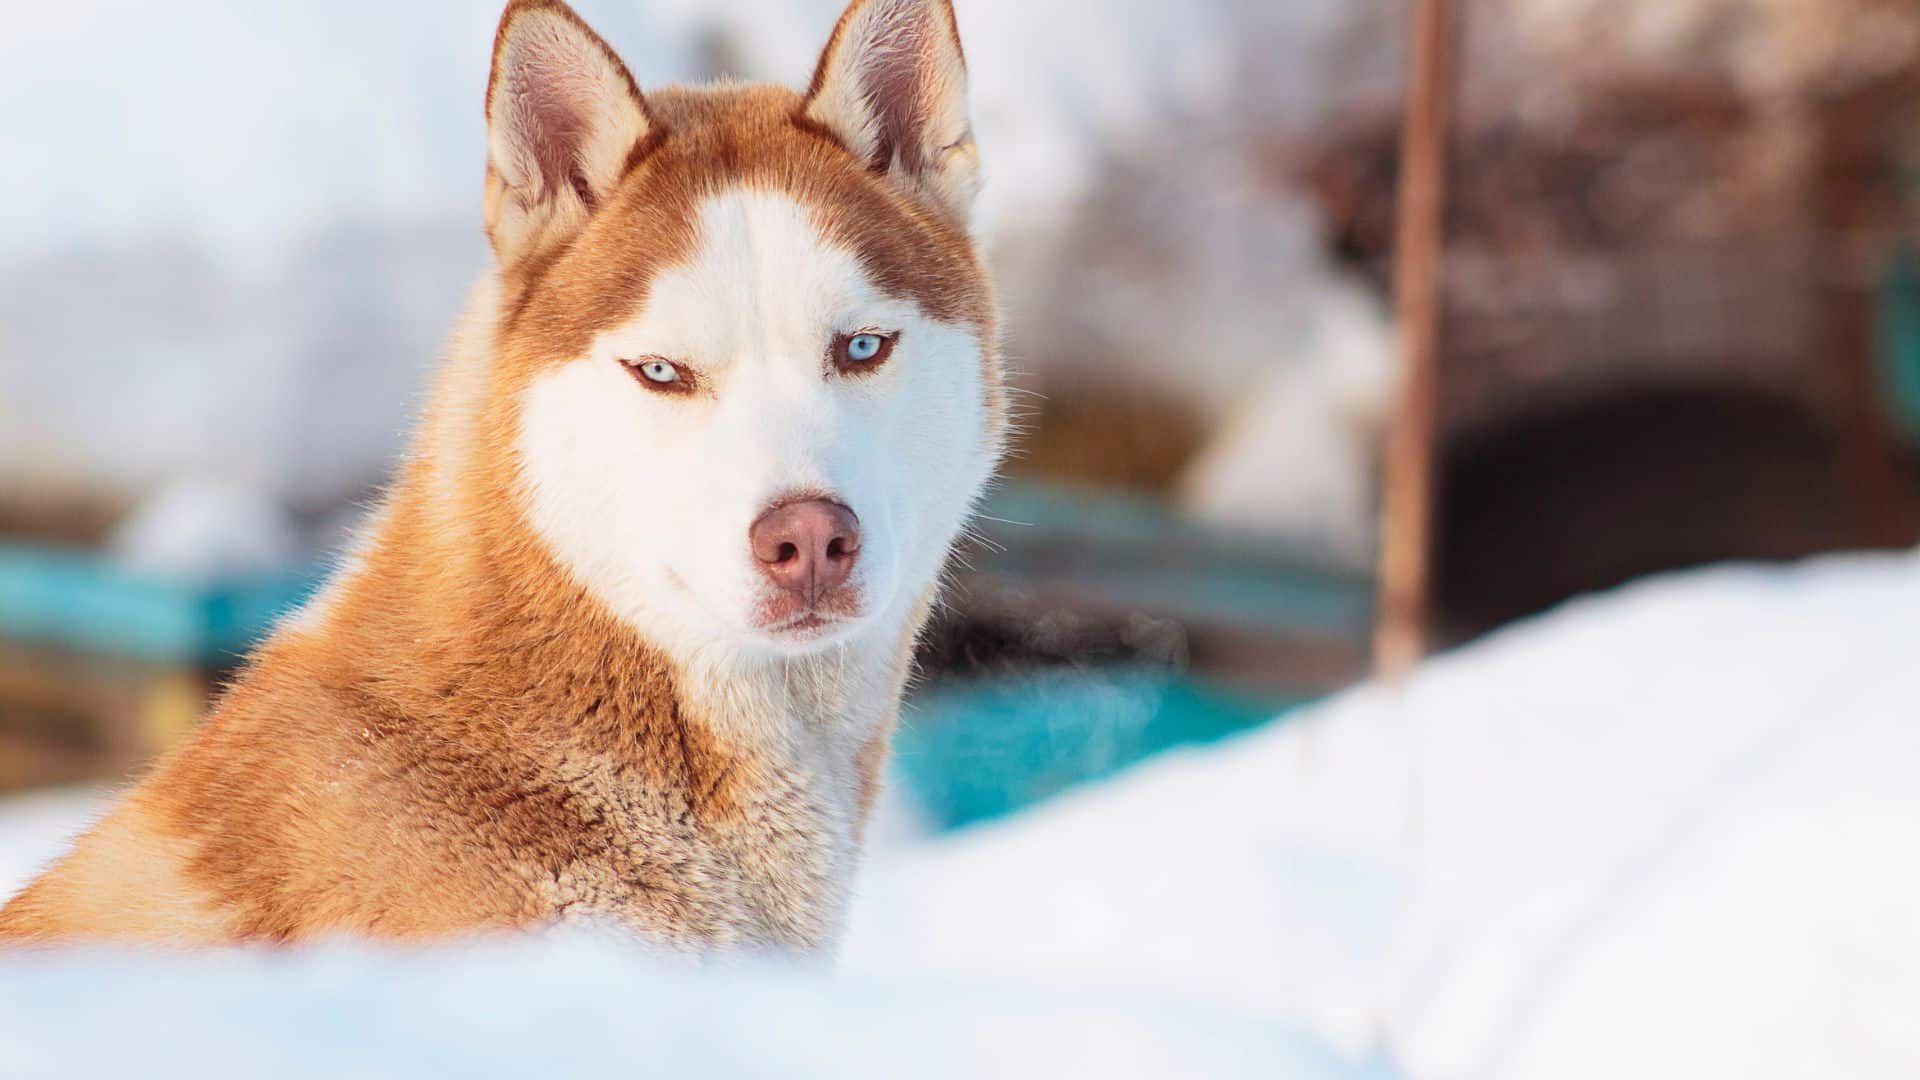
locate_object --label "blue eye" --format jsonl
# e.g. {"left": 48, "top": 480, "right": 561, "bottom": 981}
{"left": 831, "top": 330, "right": 896, "bottom": 372}
{"left": 622, "top": 355, "right": 694, "bottom": 393}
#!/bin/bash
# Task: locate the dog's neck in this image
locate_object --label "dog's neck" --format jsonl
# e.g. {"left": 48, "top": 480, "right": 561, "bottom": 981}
{"left": 286, "top": 280, "right": 924, "bottom": 944}
{"left": 297, "top": 462, "right": 913, "bottom": 949}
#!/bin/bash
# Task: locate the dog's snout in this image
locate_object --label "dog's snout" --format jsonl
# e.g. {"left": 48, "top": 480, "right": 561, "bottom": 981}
{"left": 750, "top": 497, "right": 861, "bottom": 606}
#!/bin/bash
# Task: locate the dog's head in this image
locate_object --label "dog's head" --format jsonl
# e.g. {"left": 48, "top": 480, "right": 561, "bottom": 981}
{"left": 475, "top": 0, "right": 1002, "bottom": 658}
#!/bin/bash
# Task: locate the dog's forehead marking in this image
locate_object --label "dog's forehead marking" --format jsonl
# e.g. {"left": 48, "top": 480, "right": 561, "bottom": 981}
{"left": 675, "top": 185, "right": 878, "bottom": 321}
{"left": 501, "top": 86, "right": 993, "bottom": 371}
{"left": 594, "top": 185, "right": 902, "bottom": 364}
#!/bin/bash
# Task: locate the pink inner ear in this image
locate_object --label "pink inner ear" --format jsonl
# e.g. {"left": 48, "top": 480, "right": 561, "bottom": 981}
{"left": 845, "top": 2, "right": 946, "bottom": 172}
{"left": 513, "top": 74, "right": 587, "bottom": 199}
{"left": 494, "top": 23, "right": 631, "bottom": 205}
{"left": 863, "top": 46, "right": 931, "bottom": 172}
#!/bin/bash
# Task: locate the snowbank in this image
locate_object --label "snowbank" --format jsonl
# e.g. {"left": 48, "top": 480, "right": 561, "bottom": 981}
{"left": 0, "top": 929, "right": 1375, "bottom": 1080}
{"left": 12, "top": 553, "right": 1915, "bottom": 1077}
{"left": 847, "top": 550, "right": 1920, "bottom": 1078}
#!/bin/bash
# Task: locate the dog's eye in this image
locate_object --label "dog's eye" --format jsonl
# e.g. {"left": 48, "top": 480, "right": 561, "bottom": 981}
{"left": 831, "top": 331, "right": 897, "bottom": 374}
{"left": 623, "top": 356, "right": 692, "bottom": 393}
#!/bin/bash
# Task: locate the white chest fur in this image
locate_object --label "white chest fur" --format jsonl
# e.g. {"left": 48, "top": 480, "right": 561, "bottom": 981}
{"left": 549, "top": 636, "right": 899, "bottom": 953}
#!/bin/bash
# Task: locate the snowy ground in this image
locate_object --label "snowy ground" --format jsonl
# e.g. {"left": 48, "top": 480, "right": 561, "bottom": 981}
{"left": 6, "top": 551, "right": 1920, "bottom": 1077}
{"left": 0, "top": 932, "right": 1372, "bottom": 1080}
{"left": 849, "top": 550, "right": 1920, "bottom": 1078}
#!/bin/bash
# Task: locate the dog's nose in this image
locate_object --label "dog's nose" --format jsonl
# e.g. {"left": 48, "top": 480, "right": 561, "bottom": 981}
{"left": 749, "top": 497, "right": 861, "bottom": 605}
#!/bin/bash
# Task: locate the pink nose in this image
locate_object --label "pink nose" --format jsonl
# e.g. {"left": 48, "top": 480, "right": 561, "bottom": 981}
{"left": 749, "top": 497, "right": 861, "bottom": 606}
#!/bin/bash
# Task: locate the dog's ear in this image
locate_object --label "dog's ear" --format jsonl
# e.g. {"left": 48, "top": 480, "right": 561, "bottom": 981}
{"left": 484, "top": 0, "right": 652, "bottom": 267}
{"left": 802, "top": 0, "right": 980, "bottom": 223}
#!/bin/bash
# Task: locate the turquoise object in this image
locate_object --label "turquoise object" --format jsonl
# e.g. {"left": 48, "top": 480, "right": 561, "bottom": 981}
{"left": 1879, "top": 246, "right": 1920, "bottom": 443}
{"left": 895, "top": 667, "right": 1300, "bottom": 829}
{"left": 0, "top": 544, "right": 319, "bottom": 666}
{"left": 891, "top": 482, "right": 1360, "bottom": 830}
{"left": 0, "top": 483, "right": 1352, "bottom": 827}
{"left": 973, "top": 483, "right": 1372, "bottom": 640}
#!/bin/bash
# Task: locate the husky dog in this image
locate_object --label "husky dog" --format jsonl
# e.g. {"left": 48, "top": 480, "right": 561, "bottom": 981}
{"left": 0, "top": 0, "right": 1003, "bottom": 950}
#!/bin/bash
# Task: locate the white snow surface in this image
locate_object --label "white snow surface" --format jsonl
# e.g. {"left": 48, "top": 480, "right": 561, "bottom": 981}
{"left": 848, "top": 551, "right": 1920, "bottom": 1079}
{"left": 9, "top": 553, "right": 1918, "bottom": 1077}
{"left": 107, "top": 477, "right": 306, "bottom": 581}
{"left": 0, "top": 932, "right": 1372, "bottom": 1080}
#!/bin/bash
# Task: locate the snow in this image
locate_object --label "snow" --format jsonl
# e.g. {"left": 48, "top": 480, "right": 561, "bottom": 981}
{"left": 0, "top": 932, "right": 1374, "bottom": 1080}
{"left": 108, "top": 478, "right": 305, "bottom": 582}
{"left": 1177, "top": 278, "right": 1397, "bottom": 563}
{"left": 0, "top": 788, "right": 106, "bottom": 906}
{"left": 6, "top": 552, "right": 1920, "bottom": 1076}
{"left": 849, "top": 550, "right": 1920, "bottom": 1078}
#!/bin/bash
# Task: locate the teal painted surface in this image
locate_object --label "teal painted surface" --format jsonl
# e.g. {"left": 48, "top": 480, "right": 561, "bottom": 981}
{"left": 973, "top": 483, "right": 1373, "bottom": 639}
{"left": 895, "top": 668, "right": 1299, "bottom": 829}
{"left": 0, "top": 483, "right": 1351, "bottom": 825}
{"left": 0, "top": 545, "right": 318, "bottom": 665}
{"left": 897, "top": 484, "right": 1360, "bottom": 829}
{"left": 1880, "top": 248, "right": 1920, "bottom": 443}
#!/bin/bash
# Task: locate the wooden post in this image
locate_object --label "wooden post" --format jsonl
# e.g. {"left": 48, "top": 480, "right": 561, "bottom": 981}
{"left": 1374, "top": 0, "right": 1455, "bottom": 680}
{"left": 1810, "top": 84, "right": 1920, "bottom": 550}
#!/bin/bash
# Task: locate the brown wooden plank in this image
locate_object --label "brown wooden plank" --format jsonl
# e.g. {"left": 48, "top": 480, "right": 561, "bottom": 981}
{"left": 1375, "top": 0, "right": 1457, "bottom": 678}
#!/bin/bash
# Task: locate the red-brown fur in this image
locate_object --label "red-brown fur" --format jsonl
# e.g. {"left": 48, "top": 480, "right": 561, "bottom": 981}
{"left": 0, "top": 0, "right": 997, "bottom": 950}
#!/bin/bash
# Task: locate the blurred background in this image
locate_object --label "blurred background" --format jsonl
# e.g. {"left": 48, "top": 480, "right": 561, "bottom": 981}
{"left": 6, "top": 1, "right": 1920, "bottom": 1075}
{"left": 5, "top": 0, "right": 1919, "bottom": 822}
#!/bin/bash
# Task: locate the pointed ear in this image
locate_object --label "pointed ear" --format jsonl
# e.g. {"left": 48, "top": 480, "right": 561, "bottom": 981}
{"left": 802, "top": 0, "right": 980, "bottom": 222}
{"left": 484, "top": 0, "right": 652, "bottom": 266}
